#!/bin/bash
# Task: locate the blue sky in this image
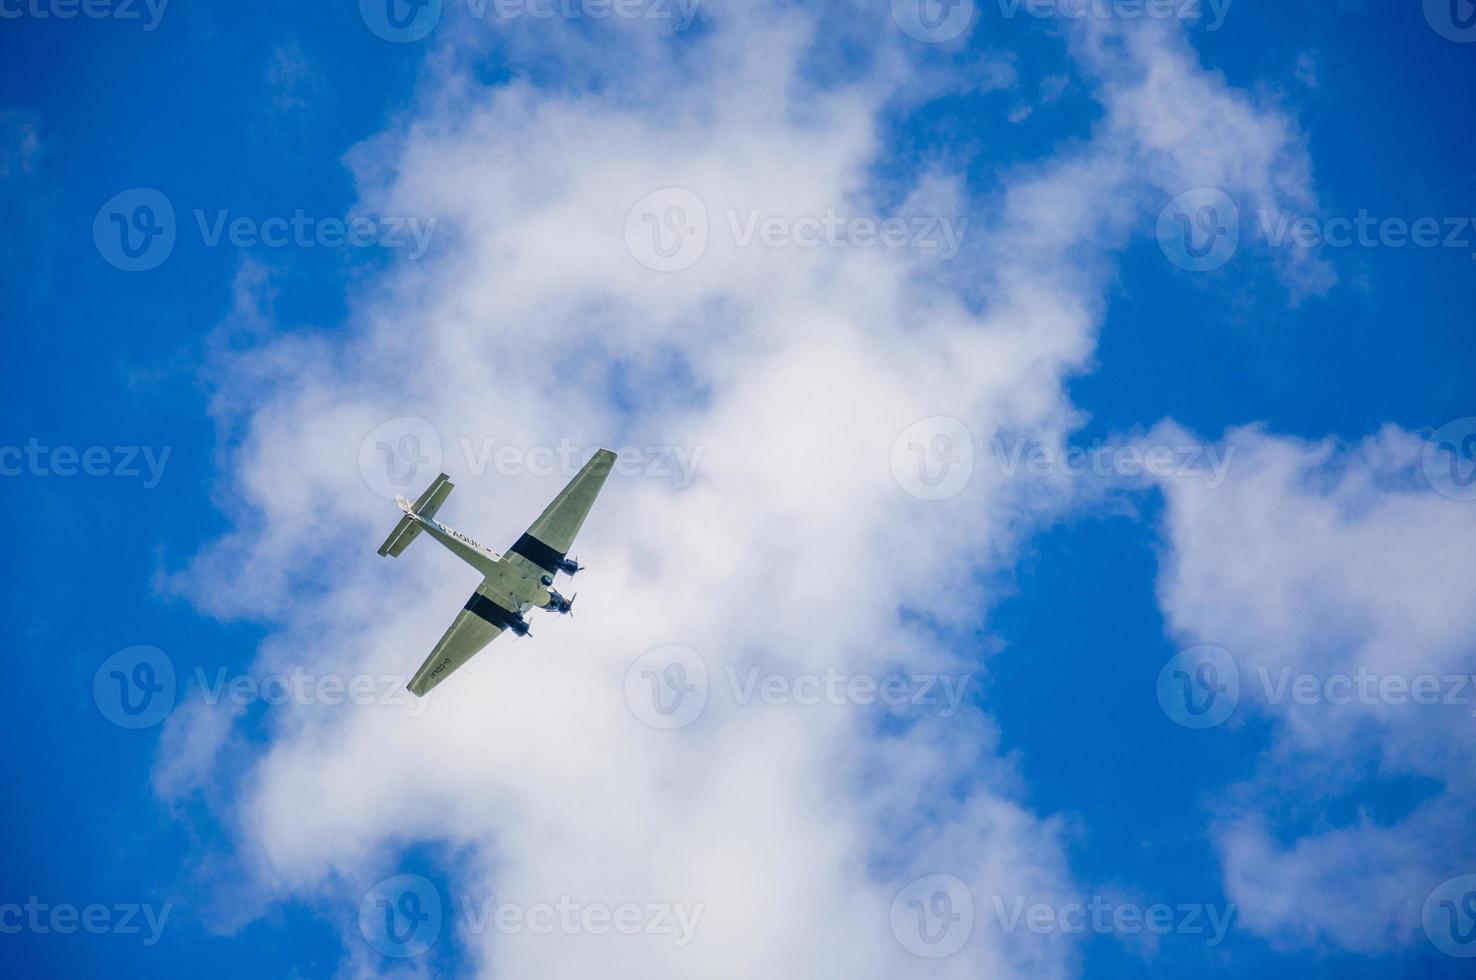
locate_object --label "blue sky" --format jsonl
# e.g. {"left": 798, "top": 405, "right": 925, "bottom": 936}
{"left": 3, "top": 2, "right": 1475, "bottom": 977}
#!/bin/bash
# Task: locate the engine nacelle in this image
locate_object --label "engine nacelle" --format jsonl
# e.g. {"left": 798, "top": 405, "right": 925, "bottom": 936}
{"left": 546, "top": 588, "right": 575, "bottom": 615}
{"left": 558, "top": 557, "right": 583, "bottom": 576}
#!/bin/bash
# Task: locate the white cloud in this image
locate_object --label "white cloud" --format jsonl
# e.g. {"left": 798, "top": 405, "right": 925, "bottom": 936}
{"left": 164, "top": 7, "right": 1328, "bottom": 976}
{"left": 0, "top": 106, "right": 42, "bottom": 179}
{"left": 265, "top": 39, "right": 326, "bottom": 117}
{"left": 1147, "top": 422, "right": 1476, "bottom": 953}
{"left": 1294, "top": 51, "right": 1319, "bottom": 89}
{"left": 1072, "top": 21, "right": 1335, "bottom": 298}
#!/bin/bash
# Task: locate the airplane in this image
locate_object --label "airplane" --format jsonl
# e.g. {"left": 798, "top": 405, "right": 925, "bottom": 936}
{"left": 378, "top": 448, "right": 616, "bottom": 697}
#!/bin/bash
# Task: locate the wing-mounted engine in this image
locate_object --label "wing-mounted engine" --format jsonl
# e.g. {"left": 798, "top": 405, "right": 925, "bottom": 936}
{"left": 558, "top": 557, "right": 583, "bottom": 576}
{"left": 545, "top": 588, "right": 576, "bottom": 615}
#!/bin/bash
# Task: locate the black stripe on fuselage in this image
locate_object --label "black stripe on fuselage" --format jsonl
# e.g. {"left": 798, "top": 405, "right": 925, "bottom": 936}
{"left": 463, "top": 592, "right": 522, "bottom": 630}
{"left": 509, "top": 532, "right": 564, "bottom": 574}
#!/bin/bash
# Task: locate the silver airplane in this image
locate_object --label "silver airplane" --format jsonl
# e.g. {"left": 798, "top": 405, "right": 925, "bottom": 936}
{"left": 378, "top": 449, "right": 615, "bottom": 696}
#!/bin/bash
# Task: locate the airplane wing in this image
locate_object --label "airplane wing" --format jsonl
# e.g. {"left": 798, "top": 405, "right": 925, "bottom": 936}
{"left": 407, "top": 575, "right": 525, "bottom": 697}
{"left": 504, "top": 448, "right": 616, "bottom": 577}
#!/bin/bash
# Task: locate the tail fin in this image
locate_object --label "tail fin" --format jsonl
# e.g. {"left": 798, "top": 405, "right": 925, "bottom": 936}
{"left": 377, "top": 473, "right": 454, "bottom": 557}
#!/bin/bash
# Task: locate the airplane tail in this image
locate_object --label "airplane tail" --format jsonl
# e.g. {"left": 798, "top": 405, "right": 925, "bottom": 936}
{"left": 377, "top": 473, "right": 454, "bottom": 558}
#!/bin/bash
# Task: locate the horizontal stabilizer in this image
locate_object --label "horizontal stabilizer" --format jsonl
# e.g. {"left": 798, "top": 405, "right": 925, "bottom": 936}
{"left": 376, "top": 473, "right": 454, "bottom": 558}
{"left": 377, "top": 514, "right": 422, "bottom": 557}
{"left": 414, "top": 473, "right": 454, "bottom": 521}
